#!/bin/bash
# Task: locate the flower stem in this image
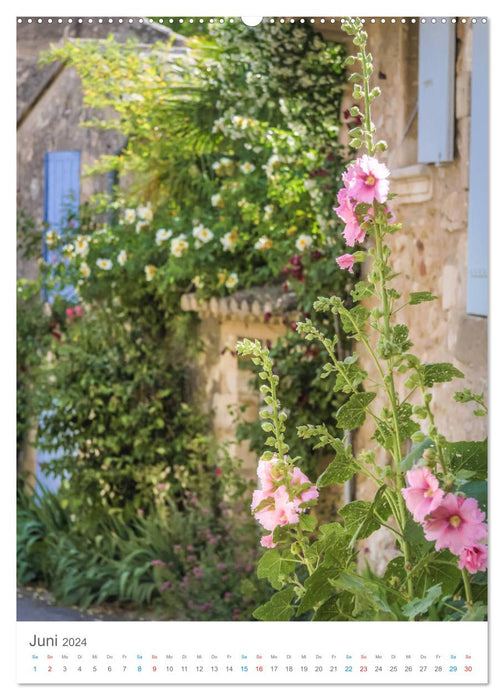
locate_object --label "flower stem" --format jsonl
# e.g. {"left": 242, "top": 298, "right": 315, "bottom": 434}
{"left": 461, "top": 568, "right": 473, "bottom": 611}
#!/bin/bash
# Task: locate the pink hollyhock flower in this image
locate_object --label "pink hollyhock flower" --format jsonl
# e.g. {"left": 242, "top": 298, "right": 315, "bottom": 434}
{"left": 257, "top": 457, "right": 278, "bottom": 494}
{"left": 458, "top": 544, "right": 488, "bottom": 574}
{"left": 401, "top": 467, "right": 445, "bottom": 523}
{"left": 334, "top": 188, "right": 366, "bottom": 246}
{"left": 291, "top": 467, "right": 319, "bottom": 503}
{"left": 260, "top": 533, "right": 276, "bottom": 548}
{"left": 65, "top": 308, "right": 75, "bottom": 319}
{"left": 344, "top": 155, "right": 390, "bottom": 204}
{"left": 254, "top": 485, "right": 300, "bottom": 531}
{"left": 75, "top": 306, "right": 83, "bottom": 317}
{"left": 251, "top": 488, "right": 271, "bottom": 514}
{"left": 422, "top": 493, "right": 487, "bottom": 555}
{"left": 336, "top": 254, "right": 356, "bottom": 274}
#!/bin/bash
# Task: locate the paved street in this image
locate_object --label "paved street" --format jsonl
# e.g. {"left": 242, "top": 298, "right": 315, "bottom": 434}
{"left": 17, "top": 587, "right": 123, "bottom": 622}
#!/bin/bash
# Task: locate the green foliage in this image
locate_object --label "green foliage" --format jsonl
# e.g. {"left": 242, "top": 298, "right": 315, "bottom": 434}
{"left": 17, "top": 213, "right": 55, "bottom": 458}
{"left": 256, "top": 548, "right": 297, "bottom": 591}
{"left": 253, "top": 586, "right": 296, "bottom": 621}
{"left": 444, "top": 440, "right": 487, "bottom": 480}
{"left": 17, "top": 479, "right": 269, "bottom": 620}
{"left": 336, "top": 391, "right": 376, "bottom": 430}
{"left": 316, "top": 443, "right": 359, "bottom": 486}
{"left": 39, "top": 22, "right": 350, "bottom": 301}
{"left": 32, "top": 303, "right": 216, "bottom": 517}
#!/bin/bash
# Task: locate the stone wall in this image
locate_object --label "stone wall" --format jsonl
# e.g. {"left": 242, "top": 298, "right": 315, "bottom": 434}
{"left": 181, "top": 287, "right": 299, "bottom": 478}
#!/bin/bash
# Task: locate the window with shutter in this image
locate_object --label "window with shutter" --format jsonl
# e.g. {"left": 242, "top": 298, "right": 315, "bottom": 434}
{"left": 417, "top": 21, "right": 456, "bottom": 164}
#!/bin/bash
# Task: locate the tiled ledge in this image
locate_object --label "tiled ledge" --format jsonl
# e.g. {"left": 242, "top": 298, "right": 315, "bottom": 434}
{"left": 181, "top": 285, "right": 298, "bottom": 322}
{"left": 390, "top": 164, "right": 433, "bottom": 204}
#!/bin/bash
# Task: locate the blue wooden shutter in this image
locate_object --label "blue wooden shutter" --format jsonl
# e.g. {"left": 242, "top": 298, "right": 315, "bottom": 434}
{"left": 37, "top": 151, "right": 81, "bottom": 493}
{"left": 418, "top": 21, "right": 456, "bottom": 164}
{"left": 43, "top": 150, "right": 81, "bottom": 304}
{"left": 43, "top": 150, "right": 81, "bottom": 258}
{"left": 466, "top": 21, "right": 488, "bottom": 317}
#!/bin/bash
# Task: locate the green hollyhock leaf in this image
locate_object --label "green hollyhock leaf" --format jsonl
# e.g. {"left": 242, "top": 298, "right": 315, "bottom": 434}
{"left": 317, "top": 442, "right": 358, "bottom": 487}
{"left": 333, "top": 360, "right": 368, "bottom": 394}
{"left": 296, "top": 566, "right": 341, "bottom": 615}
{"left": 461, "top": 601, "right": 487, "bottom": 621}
{"left": 373, "top": 403, "right": 419, "bottom": 451}
{"left": 253, "top": 586, "right": 296, "bottom": 621}
{"left": 458, "top": 481, "right": 487, "bottom": 512}
{"left": 351, "top": 281, "right": 374, "bottom": 301}
{"left": 340, "top": 305, "right": 370, "bottom": 335}
{"left": 332, "top": 571, "right": 392, "bottom": 613}
{"left": 312, "top": 596, "right": 342, "bottom": 621}
{"left": 256, "top": 548, "right": 296, "bottom": 590}
{"left": 412, "top": 550, "right": 461, "bottom": 596}
{"left": 336, "top": 391, "right": 376, "bottom": 430}
{"left": 403, "top": 513, "right": 432, "bottom": 548}
{"left": 314, "top": 522, "right": 353, "bottom": 568}
{"left": 444, "top": 440, "right": 487, "bottom": 479}
{"left": 408, "top": 291, "right": 438, "bottom": 305}
{"left": 401, "top": 583, "right": 443, "bottom": 619}
{"left": 298, "top": 513, "right": 318, "bottom": 532}
{"left": 392, "top": 324, "right": 413, "bottom": 352}
{"left": 384, "top": 556, "right": 407, "bottom": 586}
{"left": 422, "top": 362, "right": 465, "bottom": 386}
{"left": 339, "top": 487, "right": 391, "bottom": 545}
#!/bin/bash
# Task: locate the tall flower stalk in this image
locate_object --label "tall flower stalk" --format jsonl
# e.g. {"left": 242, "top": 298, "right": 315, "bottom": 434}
{"left": 237, "top": 17, "right": 487, "bottom": 622}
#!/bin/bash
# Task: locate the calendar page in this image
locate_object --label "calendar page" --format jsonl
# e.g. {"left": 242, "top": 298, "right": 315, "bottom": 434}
{"left": 15, "top": 6, "right": 491, "bottom": 692}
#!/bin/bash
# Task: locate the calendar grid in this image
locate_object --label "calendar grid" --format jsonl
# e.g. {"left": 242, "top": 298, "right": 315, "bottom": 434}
{"left": 17, "top": 621, "right": 488, "bottom": 684}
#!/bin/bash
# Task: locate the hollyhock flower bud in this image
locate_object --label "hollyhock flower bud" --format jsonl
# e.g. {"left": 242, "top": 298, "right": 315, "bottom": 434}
{"left": 458, "top": 543, "right": 488, "bottom": 574}
{"left": 336, "top": 254, "right": 356, "bottom": 273}
{"left": 401, "top": 467, "right": 444, "bottom": 523}
{"left": 422, "top": 493, "right": 487, "bottom": 555}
